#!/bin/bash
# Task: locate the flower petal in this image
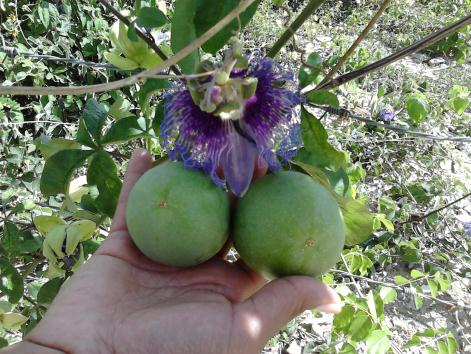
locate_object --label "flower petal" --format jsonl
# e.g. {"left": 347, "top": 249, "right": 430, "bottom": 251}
{"left": 161, "top": 89, "right": 228, "bottom": 185}
{"left": 220, "top": 130, "right": 257, "bottom": 197}
{"left": 241, "top": 58, "right": 301, "bottom": 170}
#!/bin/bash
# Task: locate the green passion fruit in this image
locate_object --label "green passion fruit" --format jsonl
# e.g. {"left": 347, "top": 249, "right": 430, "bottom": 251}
{"left": 233, "top": 171, "right": 345, "bottom": 278}
{"left": 126, "top": 162, "right": 230, "bottom": 267}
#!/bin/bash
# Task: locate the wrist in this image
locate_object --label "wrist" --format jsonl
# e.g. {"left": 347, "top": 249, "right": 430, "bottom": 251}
{"left": 0, "top": 340, "right": 66, "bottom": 354}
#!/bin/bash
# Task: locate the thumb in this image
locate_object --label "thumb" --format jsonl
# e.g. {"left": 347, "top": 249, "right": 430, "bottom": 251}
{"left": 233, "top": 276, "right": 342, "bottom": 352}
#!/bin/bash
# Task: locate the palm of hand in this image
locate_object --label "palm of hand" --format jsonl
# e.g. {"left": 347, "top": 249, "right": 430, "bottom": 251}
{"left": 25, "top": 150, "right": 340, "bottom": 354}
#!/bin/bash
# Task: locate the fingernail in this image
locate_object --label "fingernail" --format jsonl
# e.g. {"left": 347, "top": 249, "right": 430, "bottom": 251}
{"left": 315, "top": 303, "right": 343, "bottom": 314}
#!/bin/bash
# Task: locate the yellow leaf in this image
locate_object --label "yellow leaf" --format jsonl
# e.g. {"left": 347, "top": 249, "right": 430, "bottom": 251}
{"left": 65, "top": 220, "right": 96, "bottom": 255}
{"left": 42, "top": 242, "right": 57, "bottom": 262}
{"left": 46, "top": 262, "right": 66, "bottom": 279}
{"left": 137, "top": 52, "right": 164, "bottom": 69}
{"left": 45, "top": 225, "right": 67, "bottom": 258}
{"left": 34, "top": 215, "right": 67, "bottom": 237}
{"left": 104, "top": 51, "right": 139, "bottom": 70}
{"left": 1, "top": 312, "right": 28, "bottom": 330}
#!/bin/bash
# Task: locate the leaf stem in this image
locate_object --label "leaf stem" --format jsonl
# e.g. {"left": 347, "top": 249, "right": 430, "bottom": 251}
{"left": 266, "top": 0, "right": 327, "bottom": 58}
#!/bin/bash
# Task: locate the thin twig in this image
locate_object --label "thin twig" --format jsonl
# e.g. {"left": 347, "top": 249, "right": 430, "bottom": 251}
{"left": 98, "top": 0, "right": 182, "bottom": 76}
{"left": 316, "top": 0, "right": 393, "bottom": 88}
{"left": 307, "top": 104, "right": 471, "bottom": 143}
{"left": 267, "top": 0, "right": 327, "bottom": 58}
{"left": 400, "top": 191, "right": 471, "bottom": 225}
{"left": 0, "top": 0, "right": 257, "bottom": 96}
{"left": 312, "top": 14, "right": 471, "bottom": 91}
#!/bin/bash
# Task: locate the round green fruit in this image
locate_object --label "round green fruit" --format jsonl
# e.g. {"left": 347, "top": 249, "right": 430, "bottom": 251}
{"left": 126, "top": 162, "right": 230, "bottom": 267}
{"left": 233, "top": 171, "right": 345, "bottom": 278}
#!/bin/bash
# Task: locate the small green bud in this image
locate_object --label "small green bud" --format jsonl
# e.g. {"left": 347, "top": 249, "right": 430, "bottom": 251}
{"left": 216, "top": 71, "right": 230, "bottom": 85}
{"left": 241, "top": 78, "right": 258, "bottom": 99}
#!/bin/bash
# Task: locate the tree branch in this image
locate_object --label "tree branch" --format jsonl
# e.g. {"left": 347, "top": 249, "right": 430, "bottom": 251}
{"left": 313, "top": 14, "right": 471, "bottom": 91}
{"left": 267, "top": 0, "right": 327, "bottom": 58}
{"left": 98, "top": 0, "right": 182, "bottom": 76}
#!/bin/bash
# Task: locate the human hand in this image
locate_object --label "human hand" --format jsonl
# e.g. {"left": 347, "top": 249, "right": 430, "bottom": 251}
{"left": 6, "top": 149, "right": 342, "bottom": 354}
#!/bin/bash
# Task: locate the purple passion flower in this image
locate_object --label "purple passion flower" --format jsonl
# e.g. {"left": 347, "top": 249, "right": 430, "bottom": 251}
{"left": 378, "top": 106, "right": 396, "bottom": 123}
{"left": 161, "top": 58, "right": 301, "bottom": 197}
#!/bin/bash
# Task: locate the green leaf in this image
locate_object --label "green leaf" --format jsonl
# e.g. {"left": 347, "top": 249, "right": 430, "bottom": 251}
{"left": 339, "top": 343, "right": 357, "bottom": 353}
{"left": 1, "top": 222, "right": 19, "bottom": 258}
{"left": 37, "top": 278, "right": 64, "bottom": 306}
{"left": 76, "top": 119, "right": 97, "bottom": 148}
{"left": 136, "top": 7, "right": 167, "bottom": 28}
{"left": 37, "top": 137, "right": 81, "bottom": 160}
{"left": 437, "top": 341, "right": 449, "bottom": 354}
{"left": 339, "top": 198, "right": 374, "bottom": 246}
{"left": 410, "top": 269, "right": 424, "bottom": 279}
{"left": 366, "top": 290, "right": 384, "bottom": 320}
{"left": 446, "top": 335, "right": 458, "bottom": 354}
{"left": 290, "top": 160, "right": 332, "bottom": 190}
{"left": 451, "top": 96, "right": 469, "bottom": 115}
{"left": 40, "top": 149, "right": 95, "bottom": 196}
{"left": 138, "top": 79, "right": 168, "bottom": 113}
{"left": 81, "top": 99, "right": 108, "bottom": 144}
{"left": 0, "top": 338, "right": 7, "bottom": 348}
{"left": 417, "top": 328, "right": 439, "bottom": 337}
{"left": 348, "top": 311, "right": 373, "bottom": 341}
{"left": 436, "top": 272, "right": 451, "bottom": 291}
{"left": 401, "top": 246, "right": 422, "bottom": 263}
{"left": 108, "top": 93, "right": 133, "bottom": 120}
{"left": 194, "top": 0, "right": 260, "bottom": 54}
{"left": 0, "top": 259, "right": 24, "bottom": 303}
{"left": 379, "top": 286, "right": 397, "bottom": 304}
{"left": 404, "top": 335, "right": 421, "bottom": 348}
{"left": 1, "top": 222, "right": 41, "bottom": 257}
{"left": 414, "top": 293, "right": 423, "bottom": 309}
{"left": 407, "top": 93, "right": 430, "bottom": 123}
{"left": 171, "top": 0, "right": 199, "bottom": 74}
{"left": 333, "top": 304, "right": 355, "bottom": 331}
{"left": 38, "top": 1, "right": 50, "bottom": 28}
{"left": 394, "top": 275, "right": 409, "bottom": 285}
{"left": 298, "top": 52, "right": 323, "bottom": 88}
{"left": 365, "top": 330, "right": 391, "bottom": 354}
{"left": 297, "top": 107, "right": 349, "bottom": 169}
{"left": 65, "top": 220, "right": 96, "bottom": 256}
{"left": 306, "top": 90, "right": 340, "bottom": 108}
{"left": 127, "top": 20, "right": 139, "bottom": 42}
{"left": 101, "top": 116, "right": 148, "bottom": 144}
{"left": 425, "top": 347, "right": 439, "bottom": 354}
{"left": 152, "top": 100, "right": 166, "bottom": 137}
{"left": 87, "top": 151, "right": 122, "bottom": 217}
{"left": 427, "top": 279, "right": 439, "bottom": 297}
